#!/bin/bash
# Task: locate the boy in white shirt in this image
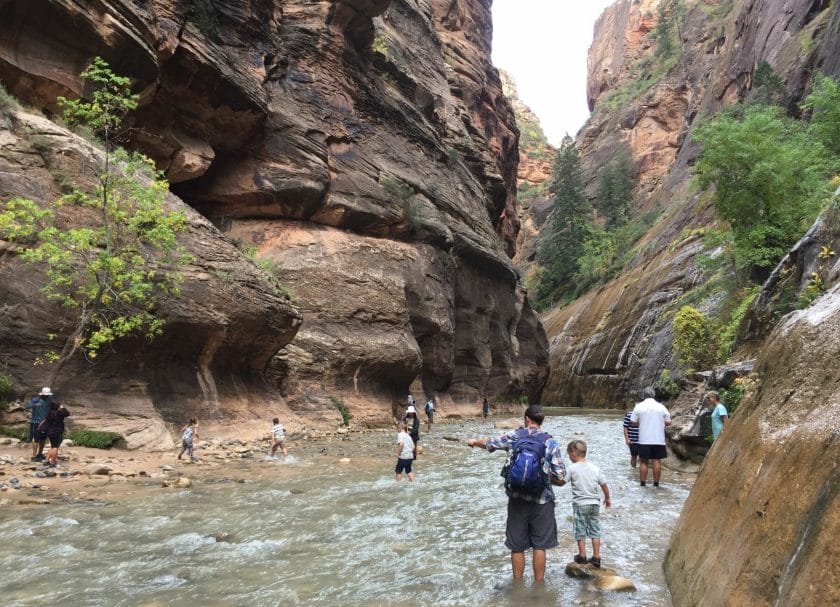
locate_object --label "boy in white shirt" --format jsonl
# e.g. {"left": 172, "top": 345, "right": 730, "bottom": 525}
{"left": 270, "top": 417, "right": 288, "bottom": 457}
{"left": 563, "top": 439, "right": 611, "bottom": 568}
{"left": 395, "top": 421, "right": 416, "bottom": 482}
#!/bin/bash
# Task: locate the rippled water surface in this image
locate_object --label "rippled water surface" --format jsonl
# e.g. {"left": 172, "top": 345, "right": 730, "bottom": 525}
{"left": 1, "top": 412, "right": 693, "bottom": 606}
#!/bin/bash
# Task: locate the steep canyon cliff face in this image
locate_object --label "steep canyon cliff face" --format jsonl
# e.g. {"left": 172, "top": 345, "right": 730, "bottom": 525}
{"left": 0, "top": 0, "right": 548, "bottom": 437}
{"left": 543, "top": 0, "right": 840, "bottom": 407}
{"left": 540, "top": 0, "right": 840, "bottom": 604}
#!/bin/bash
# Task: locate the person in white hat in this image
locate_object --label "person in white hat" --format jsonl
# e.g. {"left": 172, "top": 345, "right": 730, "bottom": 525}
{"left": 24, "top": 387, "right": 53, "bottom": 461}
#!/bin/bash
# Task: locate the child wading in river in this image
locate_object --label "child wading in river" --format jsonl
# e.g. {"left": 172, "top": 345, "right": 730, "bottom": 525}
{"left": 270, "top": 417, "right": 288, "bottom": 457}
{"left": 564, "top": 439, "right": 611, "bottom": 568}
{"left": 178, "top": 419, "right": 199, "bottom": 462}
{"left": 394, "top": 421, "right": 416, "bottom": 482}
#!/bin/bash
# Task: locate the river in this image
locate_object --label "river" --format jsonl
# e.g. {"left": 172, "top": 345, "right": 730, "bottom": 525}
{"left": 0, "top": 411, "right": 692, "bottom": 606}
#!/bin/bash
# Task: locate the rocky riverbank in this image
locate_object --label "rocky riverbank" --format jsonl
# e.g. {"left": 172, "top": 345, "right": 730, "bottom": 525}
{"left": 0, "top": 413, "right": 502, "bottom": 507}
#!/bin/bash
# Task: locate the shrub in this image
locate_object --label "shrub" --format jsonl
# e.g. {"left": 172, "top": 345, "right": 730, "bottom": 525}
{"left": 0, "top": 84, "right": 20, "bottom": 116}
{"left": 0, "top": 372, "right": 12, "bottom": 401}
{"left": 673, "top": 305, "right": 717, "bottom": 369}
{"left": 66, "top": 430, "right": 122, "bottom": 449}
{"left": 717, "top": 285, "right": 761, "bottom": 362}
{"left": 656, "top": 369, "right": 682, "bottom": 400}
{"left": 0, "top": 425, "right": 27, "bottom": 441}
{"left": 331, "top": 398, "right": 351, "bottom": 427}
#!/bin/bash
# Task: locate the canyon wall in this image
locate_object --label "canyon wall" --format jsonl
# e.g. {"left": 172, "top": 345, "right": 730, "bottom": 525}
{"left": 542, "top": 0, "right": 839, "bottom": 407}
{"left": 538, "top": 0, "right": 840, "bottom": 604}
{"left": 0, "top": 0, "right": 548, "bottom": 438}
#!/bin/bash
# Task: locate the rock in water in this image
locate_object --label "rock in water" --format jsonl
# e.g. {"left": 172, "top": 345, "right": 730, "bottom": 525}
{"left": 593, "top": 575, "right": 636, "bottom": 592}
{"left": 565, "top": 562, "right": 636, "bottom": 592}
{"left": 564, "top": 562, "right": 594, "bottom": 578}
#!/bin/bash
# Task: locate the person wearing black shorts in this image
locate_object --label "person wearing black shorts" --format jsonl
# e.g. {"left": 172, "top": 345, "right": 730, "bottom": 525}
{"left": 630, "top": 388, "right": 672, "bottom": 487}
{"left": 467, "top": 405, "right": 566, "bottom": 582}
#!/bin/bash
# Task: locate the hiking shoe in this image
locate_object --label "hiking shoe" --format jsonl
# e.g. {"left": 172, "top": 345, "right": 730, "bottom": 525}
{"left": 653, "top": 481, "right": 660, "bottom": 487}
{"left": 573, "top": 554, "right": 588, "bottom": 564}
{"left": 31, "top": 454, "right": 45, "bottom": 462}
{"left": 588, "top": 556, "right": 601, "bottom": 568}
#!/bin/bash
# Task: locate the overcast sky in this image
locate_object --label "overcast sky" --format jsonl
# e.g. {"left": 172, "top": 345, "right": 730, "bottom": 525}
{"left": 492, "top": 0, "right": 617, "bottom": 145}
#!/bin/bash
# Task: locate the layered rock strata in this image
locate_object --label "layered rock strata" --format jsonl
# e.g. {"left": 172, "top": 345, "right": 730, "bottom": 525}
{"left": 543, "top": 0, "right": 840, "bottom": 407}
{"left": 0, "top": 0, "right": 548, "bottom": 432}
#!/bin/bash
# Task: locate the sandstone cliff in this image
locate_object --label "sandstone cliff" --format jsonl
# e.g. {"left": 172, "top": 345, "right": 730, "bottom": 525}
{"left": 543, "top": 0, "right": 839, "bottom": 406}
{"left": 0, "top": 0, "right": 548, "bottom": 437}
{"left": 537, "top": 0, "right": 840, "bottom": 604}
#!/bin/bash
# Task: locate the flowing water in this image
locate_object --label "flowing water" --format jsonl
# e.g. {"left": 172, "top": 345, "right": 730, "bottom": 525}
{"left": 0, "top": 412, "right": 692, "bottom": 606}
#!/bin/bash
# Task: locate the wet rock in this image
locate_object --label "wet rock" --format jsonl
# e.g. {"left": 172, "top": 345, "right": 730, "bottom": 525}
{"left": 210, "top": 532, "right": 231, "bottom": 542}
{"left": 565, "top": 562, "right": 594, "bottom": 578}
{"left": 495, "top": 418, "right": 520, "bottom": 430}
{"left": 87, "top": 464, "right": 113, "bottom": 476}
{"left": 390, "top": 543, "right": 410, "bottom": 555}
{"left": 593, "top": 575, "right": 636, "bottom": 592}
{"left": 161, "top": 477, "right": 192, "bottom": 488}
{"left": 17, "top": 497, "right": 50, "bottom": 505}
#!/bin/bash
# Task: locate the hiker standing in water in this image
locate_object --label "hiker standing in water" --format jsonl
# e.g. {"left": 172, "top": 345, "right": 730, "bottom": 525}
{"left": 467, "top": 405, "right": 565, "bottom": 583}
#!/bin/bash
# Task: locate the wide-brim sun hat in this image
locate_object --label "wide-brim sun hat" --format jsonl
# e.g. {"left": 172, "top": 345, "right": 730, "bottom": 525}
{"left": 39, "top": 387, "right": 53, "bottom": 396}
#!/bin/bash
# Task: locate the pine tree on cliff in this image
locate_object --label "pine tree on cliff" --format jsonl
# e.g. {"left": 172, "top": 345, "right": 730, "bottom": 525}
{"left": 595, "top": 151, "right": 634, "bottom": 229}
{"left": 0, "top": 58, "right": 192, "bottom": 387}
{"left": 535, "top": 136, "right": 592, "bottom": 307}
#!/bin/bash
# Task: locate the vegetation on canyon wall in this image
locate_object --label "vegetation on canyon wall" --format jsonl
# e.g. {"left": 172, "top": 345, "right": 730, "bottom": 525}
{"left": 530, "top": 0, "right": 840, "bottom": 384}
{"left": 528, "top": 136, "right": 641, "bottom": 310}
{"left": 0, "top": 59, "right": 192, "bottom": 385}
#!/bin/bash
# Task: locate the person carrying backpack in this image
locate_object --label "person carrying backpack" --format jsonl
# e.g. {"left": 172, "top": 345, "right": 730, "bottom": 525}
{"left": 466, "top": 405, "right": 565, "bottom": 583}
{"left": 424, "top": 398, "right": 434, "bottom": 430}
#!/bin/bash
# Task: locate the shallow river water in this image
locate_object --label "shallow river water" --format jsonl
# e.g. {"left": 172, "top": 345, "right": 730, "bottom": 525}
{"left": 1, "top": 412, "right": 693, "bottom": 606}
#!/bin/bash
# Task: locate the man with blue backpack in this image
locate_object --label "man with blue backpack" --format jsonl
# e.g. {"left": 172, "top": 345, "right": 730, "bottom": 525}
{"left": 467, "top": 405, "right": 566, "bottom": 583}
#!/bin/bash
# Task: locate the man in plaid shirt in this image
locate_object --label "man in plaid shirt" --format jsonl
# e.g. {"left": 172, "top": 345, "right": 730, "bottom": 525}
{"left": 467, "top": 405, "right": 566, "bottom": 582}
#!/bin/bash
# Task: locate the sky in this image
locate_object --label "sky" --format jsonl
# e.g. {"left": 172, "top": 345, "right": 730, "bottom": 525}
{"left": 492, "top": 0, "right": 617, "bottom": 146}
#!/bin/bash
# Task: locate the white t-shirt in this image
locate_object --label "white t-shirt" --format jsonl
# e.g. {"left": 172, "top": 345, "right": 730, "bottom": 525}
{"left": 273, "top": 423, "right": 285, "bottom": 440}
{"left": 565, "top": 460, "right": 607, "bottom": 506}
{"left": 397, "top": 431, "right": 415, "bottom": 459}
{"left": 630, "top": 398, "right": 671, "bottom": 445}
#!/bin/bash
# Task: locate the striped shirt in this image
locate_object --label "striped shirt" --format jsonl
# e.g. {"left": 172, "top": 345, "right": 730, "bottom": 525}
{"left": 623, "top": 412, "right": 639, "bottom": 444}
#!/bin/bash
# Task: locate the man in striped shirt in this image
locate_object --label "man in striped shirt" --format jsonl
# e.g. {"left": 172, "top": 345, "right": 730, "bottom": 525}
{"left": 623, "top": 411, "right": 640, "bottom": 467}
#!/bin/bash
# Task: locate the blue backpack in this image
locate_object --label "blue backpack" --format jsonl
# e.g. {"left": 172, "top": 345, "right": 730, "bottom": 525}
{"left": 502, "top": 429, "right": 550, "bottom": 493}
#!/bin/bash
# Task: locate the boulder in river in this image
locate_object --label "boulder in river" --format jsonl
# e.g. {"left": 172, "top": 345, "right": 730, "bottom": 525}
{"left": 565, "top": 562, "right": 636, "bottom": 592}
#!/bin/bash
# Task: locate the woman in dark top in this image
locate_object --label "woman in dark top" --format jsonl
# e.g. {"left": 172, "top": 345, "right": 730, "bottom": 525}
{"left": 43, "top": 401, "right": 70, "bottom": 467}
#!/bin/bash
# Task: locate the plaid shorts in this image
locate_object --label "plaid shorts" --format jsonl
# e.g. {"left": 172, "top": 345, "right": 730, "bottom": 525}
{"left": 573, "top": 503, "right": 601, "bottom": 540}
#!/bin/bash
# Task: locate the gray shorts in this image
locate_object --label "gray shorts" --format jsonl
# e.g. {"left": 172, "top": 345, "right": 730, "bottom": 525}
{"left": 573, "top": 503, "right": 601, "bottom": 539}
{"left": 505, "top": 497, "right": 558, "bottom": 552}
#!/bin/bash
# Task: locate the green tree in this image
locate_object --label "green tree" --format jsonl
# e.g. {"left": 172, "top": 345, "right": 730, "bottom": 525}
{"left": 749, "top": 61, "right": 786, "bottom": 106}
{"left": 653, "top": 0, "right": 686, "bottom": 59}
{"left": 0, "top": 58, "right": 191, "bottom": 385}
{"left": 694, "top": 104, "right": 834, "bottom": 280}
{"left": 534, "top": 136, "right": 592, "bottom": 307}
{"left": 595, "top": 152, "right": 634, "bottom": 229}
{"left": 803, "top": 71, "right": 840, "bottom": 156}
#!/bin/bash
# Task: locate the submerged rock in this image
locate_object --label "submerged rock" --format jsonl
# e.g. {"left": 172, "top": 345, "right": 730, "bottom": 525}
{"left": 565, "top": 562, "right": 636, "bottom": 592}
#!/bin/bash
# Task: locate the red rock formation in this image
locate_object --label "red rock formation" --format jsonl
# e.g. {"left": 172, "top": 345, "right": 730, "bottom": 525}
{"left": 0, "top": 0, "right": 547, "bottom": 431}
{"left": 544, "top": 0, "right": 840, "bottom": 407}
